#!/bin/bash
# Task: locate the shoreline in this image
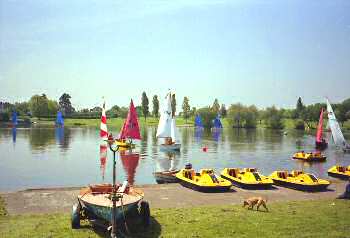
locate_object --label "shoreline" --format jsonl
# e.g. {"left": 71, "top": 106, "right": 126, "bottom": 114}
{"left": 1, "top": 180, "right": 347, "bottom": 215}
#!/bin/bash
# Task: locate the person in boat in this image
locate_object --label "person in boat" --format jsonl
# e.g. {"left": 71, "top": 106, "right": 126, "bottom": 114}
{"left": 337, "top": 180, "right": 350, "bottom": 199}
{"left": 165, "top": 137, "right": 173, "bottom": 145}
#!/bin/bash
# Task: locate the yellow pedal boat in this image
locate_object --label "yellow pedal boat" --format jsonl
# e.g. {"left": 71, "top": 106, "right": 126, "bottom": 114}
{"left": 328, "top": 165, "right": 350, "bottom": 180}
{"left": 292, "top": 151, "right": 326, "bottom": 162}
{"left": 175, "top": 165, "right": 231, "bottom": 193}
{"left": 115, "top": 139, "right": 135, "bottom": 149}
{"left": 220, "top": 168, "right": 273, "bottom": 189}
{"left": 269, "top": 170, "right": 330, "bottom": 192}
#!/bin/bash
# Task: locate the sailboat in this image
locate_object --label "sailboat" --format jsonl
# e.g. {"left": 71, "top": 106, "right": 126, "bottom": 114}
{"left": 326, "top": 99, "right": 350, "bottom": 153}
{"left": 99, "top": 101, "right": 108, "bottom": 180}
{"left": 115, "top": 99, "right": 141, "bottom": 149}
{"left": 212, "top": 115, "right": 223, "bottom": 131}
{"left": 55, "top": 111, "right": 64, "bottom": 127}
{"left": 156, "top": 91, "right": 181, "bottom": 151}
{"left": 194, "top": 114, "right": 204, "bottom": 128}
{"left": 315, "top": 108, "right": 327, "bottom": 150}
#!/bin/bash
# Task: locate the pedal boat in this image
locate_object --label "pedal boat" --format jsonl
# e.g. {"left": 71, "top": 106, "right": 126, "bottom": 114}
{"left": 269, "top": 170, "right": 330, "bottom": 192}
{"left": 292, "top": 151, "right": 326, "bottom": 162}
{"left": 72, "top": 183, "right": 149, "bottom": 229}
{"left": 115, "top": 139, "right": 135, "bottom": 149}
{"left": 220, "top": 168, "right": 273, "bottom": 189}
{"left": 328, "top": 165, "right": 350, "bottom": 180}
{"left": 175, "top": 168, "right": 231, "bottom": 192}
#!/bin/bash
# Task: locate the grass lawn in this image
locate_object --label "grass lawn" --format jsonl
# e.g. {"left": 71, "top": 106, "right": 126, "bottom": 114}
{"left": 0, "top": 198, "right": 349, "bottom": 238}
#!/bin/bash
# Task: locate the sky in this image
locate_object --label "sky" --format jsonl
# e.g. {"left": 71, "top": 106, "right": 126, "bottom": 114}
{"left": 1, "top": 0, "right": 350, "bottom": 110}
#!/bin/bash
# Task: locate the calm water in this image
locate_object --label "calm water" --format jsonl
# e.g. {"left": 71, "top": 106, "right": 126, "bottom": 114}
{"left": 0, "top": 126, "right": 349, "bottom": 191}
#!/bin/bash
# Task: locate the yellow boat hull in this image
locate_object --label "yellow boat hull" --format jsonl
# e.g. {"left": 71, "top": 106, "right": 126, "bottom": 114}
{"left": 328, "top": 165, "right": 350, "bottom": 180}
{"left": 115, "top": 140, "right": 135, "bottom": 149}
{"left": 292, "top": 152, "right": 326, "bottom": 162}
{"left": 221, "top": 168, "right": 273, "bottom": 189}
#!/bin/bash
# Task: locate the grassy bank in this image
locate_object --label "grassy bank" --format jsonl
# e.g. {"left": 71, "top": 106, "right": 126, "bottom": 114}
{"left": 0, "top": 198, "right": 349, "bottom": 238}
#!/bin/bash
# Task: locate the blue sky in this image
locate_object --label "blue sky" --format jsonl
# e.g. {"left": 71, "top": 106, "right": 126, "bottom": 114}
{"left": 1, "top": 0, "right": 350, "bottom": 110}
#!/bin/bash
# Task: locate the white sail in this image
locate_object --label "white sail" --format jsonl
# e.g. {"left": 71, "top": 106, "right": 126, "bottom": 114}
{"left": 170, "top": 118, "right": 179, "bottom": 142}
{"left": 156, "top": 92, "right": 172, "bottom": 138}
{"left": 326, "top": 99, "right": 346, "bottom": 147}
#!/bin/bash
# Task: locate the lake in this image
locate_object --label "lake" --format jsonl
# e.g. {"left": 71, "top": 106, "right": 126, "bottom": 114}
{"left": 0, "top": 126, "right": 349, "bottom": 191}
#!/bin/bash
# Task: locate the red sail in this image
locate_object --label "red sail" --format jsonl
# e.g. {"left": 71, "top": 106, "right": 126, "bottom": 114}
{"left": 120, "top": 151, "right": 140, "bottom": 185}
{"left": 119, "top": 99, "right": 141, "bottom": 140}
{"left": 316, "top": 108, "right": 324, "bottom": 143}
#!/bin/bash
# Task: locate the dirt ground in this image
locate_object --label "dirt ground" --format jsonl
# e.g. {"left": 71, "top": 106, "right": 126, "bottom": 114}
{"left": 0, "top": 179, "right": 348, "bottom": 215}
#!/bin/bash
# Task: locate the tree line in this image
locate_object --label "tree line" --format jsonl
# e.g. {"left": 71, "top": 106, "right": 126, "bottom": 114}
{"left": 1, "top": 92, "right": 349, "bottom": 130}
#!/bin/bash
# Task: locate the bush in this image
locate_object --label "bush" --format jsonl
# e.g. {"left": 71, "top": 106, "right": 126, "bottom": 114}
{"left": 294, "top": 119, "right": 305, "bottom": 130}
{"left": 0, "top": 113, "right": 9, "bottom": 122}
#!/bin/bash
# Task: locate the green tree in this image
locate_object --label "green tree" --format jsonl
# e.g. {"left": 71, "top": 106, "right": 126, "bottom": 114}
{"left": 182, "top": 96, "right": 190, "bottom": 123}
{"left": 29, "top": 94, "right": 49, "bottom": 119}
{"left": 171, "top": 94, "right": 176, "bottom": 118}
{"left": 141, "top": 92, "right": 149, "bottom": 120}
{"left": 197, "top": 107, "right": 216, "bottom": 128}
{"left": 227, "top": 103, "right": 244, "bottom": 128}
{"left": 335, "top": 104, "right": 347, "bottom": 127}
{"left": 59, "top": 93, "right": 75, "bottom": 116}
{"left": 296, "top": 97, "right": 305, "bottom": 119}
{"left": 152, "top": 95, "right": 159, "bottom": 117}
{"left": 14, "top": 102, "right": 30, "bottom": 116}
{"left": 220, "top": 104, "right": 227, "bottom": 118}
{"left": 212, "top": 98, "right": 220, "bottom": 115}
{"left": 265, "top": 106, "right": 284, "bottom": 129}
{"left": 48, "top": 100, "right": 58, "bottom": 117}
{"left": 135, "top": 106, "right": 143, "bottom": 118}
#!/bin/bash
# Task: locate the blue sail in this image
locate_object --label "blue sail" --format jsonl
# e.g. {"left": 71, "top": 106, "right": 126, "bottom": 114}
{"left": 56, "top": 111, "right": 64, "bottom": 126}
{"left": 11, "top": 111, "right": 18, "bottom": 126}
{"left": 213, "top": 116, "right": 223, "bottom": 129}
{"left": 195, "top": 115, "right": 203, "bottom": 128}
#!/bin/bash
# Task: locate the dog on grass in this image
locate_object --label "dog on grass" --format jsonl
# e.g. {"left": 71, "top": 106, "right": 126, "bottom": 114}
{"left": 243, "top": 197, "right": 268, "bottom": 211}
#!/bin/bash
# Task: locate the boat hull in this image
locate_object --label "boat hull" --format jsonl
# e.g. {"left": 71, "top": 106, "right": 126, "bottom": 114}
{"left": 78, "top": 197, "right": 140, "bottom": 223}
{"left": 178, "top": 179, "right": 231, "bottom": 193}
{"left": 115, "top": 140, "right": 135, "bottom": 149}
{"left": 221, "top": 174, "right": 273, "bottom": 190}
{"left": 154, "top": 171, "right": 179, "bottom": 184}
{"left": 328, "top": 172, "right": 350, "bottom": 180}
{"left": 292, "top": 156, "right": 326, "bottom": 162}
{"left": 160, "top": 143, "right": 181, "bottom": 151}
{"left": 271, "top": 179, "right": 329, "bottom": 192}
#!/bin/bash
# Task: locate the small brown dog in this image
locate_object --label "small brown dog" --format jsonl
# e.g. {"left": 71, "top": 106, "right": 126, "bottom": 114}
{"left": 243, "top": 197, "right": 268, "bottom": 211}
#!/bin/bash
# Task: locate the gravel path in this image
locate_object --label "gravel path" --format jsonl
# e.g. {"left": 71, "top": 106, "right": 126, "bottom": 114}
{"left": 0, "top": 180, "right": 347, "bottom": 215}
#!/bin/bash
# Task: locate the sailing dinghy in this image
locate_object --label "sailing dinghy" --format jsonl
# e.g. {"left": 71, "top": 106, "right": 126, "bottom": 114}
{"left": 115, "top": 99, "right": 141, "bottom": 149}
{"left": 326, "top": 99, "right": 350, "bottom": 153}
{"left": 156, "top": 91, "right": 181, "bottom": 151}
{"left": 315, "top": 108, "right": 327, "bottom": 150}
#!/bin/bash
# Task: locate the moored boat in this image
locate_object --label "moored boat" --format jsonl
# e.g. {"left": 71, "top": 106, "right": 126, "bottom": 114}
{"left": 326, "top": 98, "right": 350, "bottom": 153}
{"left": 156, "top": 91, "right": 181, "bottom": 151}
{"left": 328, "top": 165, "right": 350, "bottom": 180}
{"left": 153, "top": 170, "right": 179, "bottom": 184}
{"left": 175, "top": 164, "right": 231, "bottom": 192}
{"left": 315, "top": 108, "right": 327, "bottom": 150}
{"left": 115, "top": 99, "right": 141, "bottom": 149}
{"left": 269, "top": 170, "right": 330, "bottom": 192}
{"left": 220, "top": 168, "right": 273, "bottom": 189}
{"left": 292, "top": 151, "right": 326, "bottom": 162}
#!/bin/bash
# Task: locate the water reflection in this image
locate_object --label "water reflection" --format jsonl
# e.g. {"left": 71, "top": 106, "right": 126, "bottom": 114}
{"left": 12, "top": 127, "right": 16, "bottom": 144}
{"left": 212, "top": 128, "right": 221, "bottom": 142}
{"left": 120, "top": 150, "right": 140, "bottom": 185}
{"left": 99, "top": 142, "right": 108, "bottom": 180}
{"left": 194, "top": 127, "right": 203, "bottom": 143}
{"left": 29, "top": 128, "right": 56, "bottom": 151}
{"left": 153, "top": 151, "right": 180, "bottom": 184}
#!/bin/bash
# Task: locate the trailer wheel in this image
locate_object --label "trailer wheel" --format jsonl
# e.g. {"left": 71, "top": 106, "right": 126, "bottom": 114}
{"left": 71, "top": 202, "right": 81, "bottom": 229}
{"left": 140, "top": 201, "right": 150, "bottom": 228}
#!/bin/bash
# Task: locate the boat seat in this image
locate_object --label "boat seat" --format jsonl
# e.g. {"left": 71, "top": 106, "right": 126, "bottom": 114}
{"left": 89, "top": 184, "right": 113, "bottom": 194}
{"left": 292, "top": 170, "right": 303, "bottom": 177}
{"left": 228, "top": 169, "right": 237, "bottom": 177}
{"left": 278, "top": 171, "right": 288, "bottom": 179}
{"left": 337, "top": 166, "right": 346, "bottom": 173}
{"left": 184, "top": 170, "right": 195, "bottom": 180}
{"left": 245, "top": 168, "right": 256, "bottom": 172}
